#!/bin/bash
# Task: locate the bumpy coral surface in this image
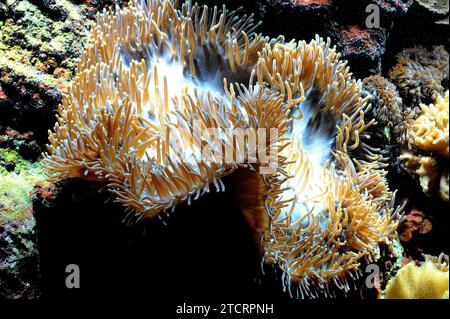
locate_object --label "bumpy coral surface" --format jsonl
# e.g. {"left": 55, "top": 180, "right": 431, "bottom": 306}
{"left": 373, "top": 0, "right": 414, "bottom": 13}
{"left": 402, "top": 91, "right": 449, "bottom": 201}
{"left": 0, "top": 149, "right": 46, "bottom": 225}
{"left": 401, "top": 153, "right": 448, "bottom": 200}
{"left": 0, "top": 149, "right": 44, "bottom": 299}
{"left": 44, "top": 0, "right": 402, "bottom": 298}
{"left": 409, "top": 91, "right": 449, "bottom": 159}
{"left": 0, "top": 0, "right": 133, "bottom": 153}
{"left": 384, "top": 253, "right": 449, "bottom": 299}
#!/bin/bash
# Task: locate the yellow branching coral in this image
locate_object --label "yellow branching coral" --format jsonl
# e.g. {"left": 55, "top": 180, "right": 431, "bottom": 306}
{"left": 388, "top": 46, "right": 449, "bottom": 104}
{"left": 409, "top": 91, "right": 449, "bottom": 159}
{"left": 402, "top": 91, "right": 449, "bottom": 200}
{"left": 384, "top": 253, "right": 450, "bottom": 299}
{"left": 44, "top": 0, "right": 401, "bottom": 298}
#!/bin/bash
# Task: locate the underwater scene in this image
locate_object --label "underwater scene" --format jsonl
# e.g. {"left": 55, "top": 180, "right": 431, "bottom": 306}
{"left": 0, "top": 0, "right": 449, "bottom": 311}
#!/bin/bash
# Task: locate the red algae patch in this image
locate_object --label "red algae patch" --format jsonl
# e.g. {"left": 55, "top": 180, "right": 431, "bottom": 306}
{"left": 338, "top": 26, "right": 382, "bottom": 56}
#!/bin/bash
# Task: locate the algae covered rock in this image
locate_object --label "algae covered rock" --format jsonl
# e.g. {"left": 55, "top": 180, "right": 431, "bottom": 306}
{"left": 0, "top": 0, "right": 126, "bottom": 148}
{"left": 0, "top": 148, "right": 47, "bottom": 300}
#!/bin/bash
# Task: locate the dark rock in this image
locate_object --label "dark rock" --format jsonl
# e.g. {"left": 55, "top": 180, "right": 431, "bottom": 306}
{"left": 32, "top": 176, "right": 372, "bottom": 301}
{"left": 257, "top": 0, "right": 333, "bottom": 42}
{"left": 4, "top": 161, "right": 15, "bottom": 172}
{"left": 18, "top": 140, "right": 41, "bottom": 161}
{"left": 0, "top": 3, "right": 6, "bottom": 21}
{"left": 33, "top": 177, "right": 268, "bottom": 301}
{"left": 0, "top": 74, "right": 62, "bottom": 147}
{"left": 29, "top": 0, "right": 69, "bottom": 20}
{"left": 332, "top": 25, "right": 387, "bottom": 77}
{"left": 0, "top": 219, "right": 41, "bottom": 300}
{"left": 80, "top": 0, "right": 130, "bottom": 19}
{"left": 333, "top": 0, "right": 413, "bottom": 26}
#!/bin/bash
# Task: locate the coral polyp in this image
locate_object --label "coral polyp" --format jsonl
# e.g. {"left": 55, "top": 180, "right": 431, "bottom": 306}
{"left": 44, "top": 0, "right": 402, "bottom": 298}
{"left": 388, "top": 46, "right": 449, "bottom": 104}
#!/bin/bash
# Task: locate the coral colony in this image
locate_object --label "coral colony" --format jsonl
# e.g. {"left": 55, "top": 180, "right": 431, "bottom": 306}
{"left": 44, "top": 0, "right": 403, "bottom": 298}
{"left": 384, "top": 253, "right": 449, "bottom": 299}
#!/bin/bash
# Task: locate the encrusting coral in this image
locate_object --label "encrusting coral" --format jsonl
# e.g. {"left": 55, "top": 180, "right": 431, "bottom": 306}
{"left": 384, "top": 253, "right": 449, "bottom": 299}
{"left": 401, "top": 91, "right": 449, "bottom": 201}
{"left": 388, "top": 46, "right": 449, "bottom": 105}
{"left": 44, "top": 0, "right": 402, "bottom": 298}
{"left": 383, "top": 45, "right": 449, "bottom": 200}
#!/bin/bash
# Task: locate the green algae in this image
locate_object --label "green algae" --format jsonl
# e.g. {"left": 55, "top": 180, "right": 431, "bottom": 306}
{"left": 0, "top": 0, "right": 92, "bottom": 225}
{"left": 0, "top": 0, "right": 93, "bottom": 89}
{"left": 385, "top": 238, "right": 405, "bottom": 284}
{"left": 0, "top": 149, "right": 47, "bottom": 225}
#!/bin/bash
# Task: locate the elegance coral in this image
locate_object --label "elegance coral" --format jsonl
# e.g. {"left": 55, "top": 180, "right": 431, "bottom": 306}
{"left": 384, "top": 253, "right": 449, "bottom": 299}
{"left": 388, "top": 46, "right": 449, "bottom": 104}
{"left": 44, "top": 0, "right": 401, "bottom": 298}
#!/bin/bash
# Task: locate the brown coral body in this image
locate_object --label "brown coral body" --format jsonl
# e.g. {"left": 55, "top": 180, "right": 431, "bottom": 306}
{"left": 387, "top": 45, "right": 449, "bottom": 201}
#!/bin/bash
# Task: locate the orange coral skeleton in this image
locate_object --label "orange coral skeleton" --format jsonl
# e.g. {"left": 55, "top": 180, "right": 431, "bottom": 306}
{"left": 44, "top": 0, "right": 402, "bottom": 298}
